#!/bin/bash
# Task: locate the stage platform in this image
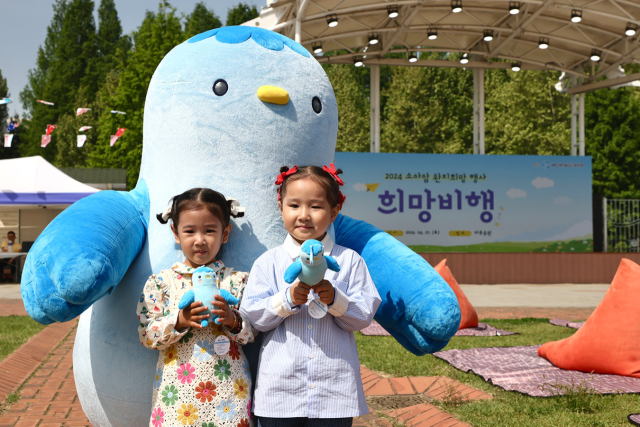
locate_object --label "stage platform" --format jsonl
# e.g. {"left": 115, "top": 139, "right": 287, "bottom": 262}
{"left": 421, "top": 252, "right": 639, "bottom": 284}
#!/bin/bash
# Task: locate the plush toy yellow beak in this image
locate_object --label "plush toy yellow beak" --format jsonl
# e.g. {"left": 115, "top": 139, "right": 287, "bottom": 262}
{"left": 257, "top": 85, "right": 289, "bottom": 105}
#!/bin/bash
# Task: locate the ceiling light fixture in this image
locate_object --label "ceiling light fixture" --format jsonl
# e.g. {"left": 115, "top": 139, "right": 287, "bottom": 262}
{"left": 571, "top": 9, "right": 582, "bottom": 23}
{"left": 509, "top": 1, "right": 520, "bottom": 15}
{"left": 428, "top": 28, "right": 438, "bottom": 40}
{"left": 312, "top": 43, "right": 323, "bottom": 54}
{"left": 483, "top": 29, "right": 494, "bottom": 41}
{"left": 460, "top": 52, "right": 469, "bottom": 64}
{"left": 590, "top": 48, "right": 601, "bottom": 61}
{"left": 539, "top": 37, "right": 549, "bottom": 49}
{"left": 387, "top": 5, "right": 399, "bottom": 18}
{"left": 354, "top": 57, "right": 363, "bottom": 67}
{"left": 511, "top": 61, "right": 521, "bottom": 72}
{"left": 327, "top": 14, "right": 338, "bottom": 28}
{"left": 368, "top": 33, "right": 379, "bottom": 45}
{"left": 409, "top": 52, "right": 418, "bottom": 63}
{"left": 626, "top": 22, "right": 638, "bottom": 36}
{"left": 451, "top": 0, "right": 462, "bottom": 14}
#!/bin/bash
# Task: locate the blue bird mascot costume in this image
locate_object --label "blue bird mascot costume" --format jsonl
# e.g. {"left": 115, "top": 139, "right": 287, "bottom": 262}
{"left": 20, "top": 27, "right": 460, "bottom": 427}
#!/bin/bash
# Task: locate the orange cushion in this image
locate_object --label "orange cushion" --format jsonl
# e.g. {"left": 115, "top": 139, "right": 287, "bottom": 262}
{"left": 434, "top": 259, "right": 479, "bottom": 330}
{"left": 538, "top": 258, "right": 640, "bottom": 378}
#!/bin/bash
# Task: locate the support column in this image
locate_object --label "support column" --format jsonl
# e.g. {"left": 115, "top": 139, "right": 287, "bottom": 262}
{"left": 473, "top": 68, "right": 485, "bottom": 154}
{"left": 571, "top": 76, "right": 577, "bottom": 156}
{"left": 579, "top": 92, "right": 585, "bottom": 156}
{"left": 370, "top": 64, "right": 381, "bottom": 153}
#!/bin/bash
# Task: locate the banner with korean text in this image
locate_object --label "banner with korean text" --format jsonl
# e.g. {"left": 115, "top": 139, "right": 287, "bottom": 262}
{"left": 334, "top": 153, "right": 593, "bottom": 253}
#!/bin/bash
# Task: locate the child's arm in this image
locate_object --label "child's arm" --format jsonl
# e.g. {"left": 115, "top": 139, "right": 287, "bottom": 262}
{"left": 222, "top": 271, "right": 258, "bottom": 345}
{"left": 136, "top": 272, "right": 192, "bottom": 350}
{"left": 327, "top": 254, "right": 382, "bottom": 332}
{"left": 240, "top": 256, "right": 299, "bottom": 333}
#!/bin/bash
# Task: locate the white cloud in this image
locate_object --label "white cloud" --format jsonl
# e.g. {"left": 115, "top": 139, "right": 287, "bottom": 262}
{"left": 532, "top": 177, "right": 555, "bottom": 189}
{"left": 506, "top": 189, "right": 527, "bottom": 199}
{"left": 353, "top": 183, "right": 367, "bottom": 191}
{"left": 553, "top": 196, "right": 572, "bottom": 205}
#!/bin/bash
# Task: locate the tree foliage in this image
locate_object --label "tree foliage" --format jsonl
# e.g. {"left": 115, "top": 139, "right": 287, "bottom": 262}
{"left": 323, "top": 64, "right": 370, "bottom": 152}
{"left": 184, "top": 2, "right": 222, "bottom": 39}
{"left": 226, "top": 3, "right": 259, "bottom": 26}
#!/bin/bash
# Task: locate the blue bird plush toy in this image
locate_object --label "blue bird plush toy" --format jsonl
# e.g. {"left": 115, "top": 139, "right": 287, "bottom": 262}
{"left": 178, "top": 266, "right": 239, "bottom": 327}
{"left": 284, "top": 240, "right": 340, "bottom": 285}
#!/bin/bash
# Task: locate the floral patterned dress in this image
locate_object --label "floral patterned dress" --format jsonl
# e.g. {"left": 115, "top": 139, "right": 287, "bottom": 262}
{"left": 137, "top": 260, "right": 256, "bottom": 427}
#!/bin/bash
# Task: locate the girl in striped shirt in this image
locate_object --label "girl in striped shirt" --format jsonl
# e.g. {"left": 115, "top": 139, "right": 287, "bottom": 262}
{"left": 241, "top": 165, "right": 381, "bottom": 427}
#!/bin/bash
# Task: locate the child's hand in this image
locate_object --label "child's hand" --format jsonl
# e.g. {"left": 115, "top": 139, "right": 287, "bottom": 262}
{"left": 176, "top": 301, "right": 209, "bottom": 330}
{"left": 312, "top": 280, "right": 335, "bottom": 305}
{"left": 290, "top": 281, "right": 312, "bottom": 305}
{"left": 211, "top": 294, "right": 235, "bottom": 327}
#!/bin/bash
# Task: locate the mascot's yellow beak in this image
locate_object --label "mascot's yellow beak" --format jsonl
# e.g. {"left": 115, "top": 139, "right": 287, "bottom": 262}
{"left": 257, "top": 85, "right": 290, "bottom": 105}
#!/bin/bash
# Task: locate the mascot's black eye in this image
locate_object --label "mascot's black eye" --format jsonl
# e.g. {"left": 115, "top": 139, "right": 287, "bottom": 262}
{"left": 312, "top": 96, "right": 322, "bottom": 114}
{"left": 213, "top": 79, "right": 228, "bottom": 96}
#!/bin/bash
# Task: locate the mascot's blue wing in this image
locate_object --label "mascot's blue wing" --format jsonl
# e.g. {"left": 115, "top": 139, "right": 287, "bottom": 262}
{"left": 325, "top": 255, "right": 340, "bottom": 272}
{"left": 20, "top": 180, "right": 150, "bottom": 325}
{"left": 333, "top": 214, "right": 461, "bottom": 356}
{"left": 178, "top": 290, "right": 195, "bottom": 310}
{"left": 283, "top": 261, "right": 302, "bottom": 284}
{"left": 219, "top": 289, "right": 239, "bottom": 306}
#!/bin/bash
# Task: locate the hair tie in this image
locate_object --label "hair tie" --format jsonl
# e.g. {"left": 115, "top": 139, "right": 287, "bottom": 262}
{"left": 226, "top": 197, "right": 245, "bottom": 218}
{"left": 322, "top": 163, "right": 344, "bottom": 186}
{"left": 161, "top": 206, "right": 172, "bottom": 221}
{"left": 275, "top": 165, "right": 298, "bottom": 185}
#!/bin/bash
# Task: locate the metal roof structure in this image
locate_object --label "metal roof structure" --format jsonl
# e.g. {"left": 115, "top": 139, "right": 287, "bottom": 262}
{"left": 246, "top": 0, "right": 640, "bottom": 154}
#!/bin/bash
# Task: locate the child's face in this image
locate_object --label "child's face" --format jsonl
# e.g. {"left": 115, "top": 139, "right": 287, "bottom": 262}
{"left": 279, "top": 178, "right": 340, "bottom": 244}
{"left": 171, "top": 208, "right": 231, "bottom": 268}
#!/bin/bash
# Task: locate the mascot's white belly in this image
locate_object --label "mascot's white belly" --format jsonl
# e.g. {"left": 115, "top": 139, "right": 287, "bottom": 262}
{"left": 74, "top": 28, "right": 338, "bottom": 427}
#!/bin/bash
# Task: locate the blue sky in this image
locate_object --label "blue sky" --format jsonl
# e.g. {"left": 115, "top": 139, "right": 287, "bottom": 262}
{"left": 0, "top": 0, "right": 262, "bottom": 118}
{"left": 335, "top": 153, "right": 593, "bottom": 246}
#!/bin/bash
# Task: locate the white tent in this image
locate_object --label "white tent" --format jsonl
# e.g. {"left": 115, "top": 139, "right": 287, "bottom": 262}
{"left": 0, "top": 156, "right": 98, "bottom": 207}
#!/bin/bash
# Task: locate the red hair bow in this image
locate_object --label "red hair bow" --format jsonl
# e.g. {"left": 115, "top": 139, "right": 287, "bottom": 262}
{"left": 275, "top": 165, "right": 298, "bottom": 185}
{"left": 323, "top": 163, "right": 344, "bottom": 186}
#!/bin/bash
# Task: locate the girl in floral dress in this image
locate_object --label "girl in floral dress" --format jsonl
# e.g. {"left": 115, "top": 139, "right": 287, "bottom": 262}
{"left": 137, "top": 188, "right": 256, "bottom": 427}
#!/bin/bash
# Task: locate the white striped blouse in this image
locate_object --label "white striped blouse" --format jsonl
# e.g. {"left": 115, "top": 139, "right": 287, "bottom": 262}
{"left": 240, "top": 233, "right": 381, "bottom": 419}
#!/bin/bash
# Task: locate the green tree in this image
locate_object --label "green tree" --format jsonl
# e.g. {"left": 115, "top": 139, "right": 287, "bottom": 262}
{"left": 19, "top": 0, "right": 98, "bottom": 162}
{"left": 97, "top": 0, "right": 124, "bottom": 80}
{"left": 484, "top": 69, "right": 570, "bottom": 155}
{"left": 88, "top": 6, "right": 184, "bottom": 189}
{"left": 381, "top": 53, "right": 473, "bottom": 154}
{"left": 184, "top": 2, "right": 222, "bottom": 39}
{"left": 0, "top": 70, "right": 7, "bottom": 133}
{"left": 226, "top": 3, "right": 259, "bottom": 26}
{"left": 586, "top": 87, "right": 640, "bottom": 199}
{"left": 323, "top": 64, "right": 370, "bottom": 152}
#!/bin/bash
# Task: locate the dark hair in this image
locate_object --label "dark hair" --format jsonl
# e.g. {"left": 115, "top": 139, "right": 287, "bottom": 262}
{"left": 278, "top": 165, "right": 344, "bottom": 208}
{"left": 7, "top": 231, "right": 15, "bottom": 236}
{"left": 156, "top": 188, "right": 243, "bottom": 228}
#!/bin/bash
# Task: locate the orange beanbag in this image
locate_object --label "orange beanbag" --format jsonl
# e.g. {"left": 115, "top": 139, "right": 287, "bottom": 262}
{"left": 434, "top": 259, "right": 479, "bottom": 330}
{"left": 538, "top": 258, "right": 640, "bottom": 378}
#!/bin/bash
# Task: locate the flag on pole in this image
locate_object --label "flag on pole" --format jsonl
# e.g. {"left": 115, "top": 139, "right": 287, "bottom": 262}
{"left": 76, "top": 108, "right": 91, "bottom": 116}
{"left": 37, "top": 100, "right": 55, "bottom": 106}
{"left": 110, "top": 110, "right": 126, "bottom": 115}
{"left": 46, "top": 124, "right": 56, "bottom": 136}
{"left": 41, "top": 135, "right": 51, "bottom": 147}
{"left": 79, "top": 126, "right": 92, "bottom": 132}
{"left": 0, "top": 98, "right": 11, "bottom": 105}
{"left": 110, "top": 127, "right": 126, "bottom": 146}
{"left": 7, "top": 122, "right": 19, "bottom": 132}
{"left": 4, "top": 134, "right": 13, "bottom": 147}
{"left": 77, "top": 135, "right": 87, "bottom": 147}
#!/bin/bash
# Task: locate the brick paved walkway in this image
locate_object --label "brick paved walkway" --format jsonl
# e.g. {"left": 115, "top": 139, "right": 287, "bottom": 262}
{"left": 475, "top": 307, "right": 593, "bottom": 320}
{"left": 0, "top": 300, "right": 27, "bottom": 317}
{"left": 0, "top": 323, "right": 489, "bottom": 427}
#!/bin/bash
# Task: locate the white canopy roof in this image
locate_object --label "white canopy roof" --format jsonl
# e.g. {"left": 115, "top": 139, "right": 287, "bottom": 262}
{"left": 248, "top": 0, "right": 640, "bottom": 92}
{"left": 0, "top": 156, "right": 99, "bottom": 207}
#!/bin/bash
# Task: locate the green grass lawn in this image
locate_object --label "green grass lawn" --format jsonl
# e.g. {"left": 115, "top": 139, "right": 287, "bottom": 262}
{"left": 356, "top": 318, "right": 639, "bottom": 426}
{"left": 0, "top": 315, "right": 47, "bottom": 363}
{"left": 408, "top": 239, "right": 594, "bottom": 253}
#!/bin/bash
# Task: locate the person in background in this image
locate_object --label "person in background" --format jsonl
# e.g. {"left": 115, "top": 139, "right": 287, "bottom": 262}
{"left": 1, "top": 231, "right": 22, "bottom": 283}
